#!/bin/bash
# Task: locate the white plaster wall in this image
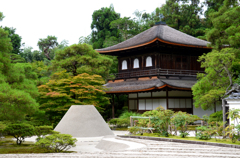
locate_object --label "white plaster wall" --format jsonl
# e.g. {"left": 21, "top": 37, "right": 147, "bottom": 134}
{"left": 216, "top": 104, "right": 222, "bottom": 111}
{"left": 139, "top": 99, "right": 145, "bottom": 110}
{"left": 193, "top": 106, "right": 214, "bottom": 118}
{"left": 146, "top": 99, "right": 153, "bottom": 110}
{"left": 152, "top": 91, "right": 166, "bottom": 97}
{"left": 152, "top": 99, "right": 167, "bottom": 109}
{"left": 129, "top": 93, "right": 137, "bottom": 98}
{"left": 168, "top": 91, "right": 192, "bottom": 97}
{"left": 226, "top": 100, "right": 240, "bottom": 126}
{"left": 138, "top": 92, "right": 151, "bottom": 97}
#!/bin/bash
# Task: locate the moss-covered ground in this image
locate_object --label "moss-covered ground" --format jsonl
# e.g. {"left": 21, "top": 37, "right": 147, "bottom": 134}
{"left": 135, "top": 133, "right": 240, "bottom": 145}
{"left": 0, "top": 136, "right": 74, "bottom": 154}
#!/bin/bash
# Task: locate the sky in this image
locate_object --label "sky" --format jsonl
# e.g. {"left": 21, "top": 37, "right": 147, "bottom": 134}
{"left": 0, "top": 0, "right": 166, "bottom": 50}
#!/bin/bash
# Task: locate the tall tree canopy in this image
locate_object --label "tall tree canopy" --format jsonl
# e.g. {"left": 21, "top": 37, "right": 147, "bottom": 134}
{"left": 37, "top": 35, "right": 58, "bottom": 60}
{"left": 0, "top": 16, "right": 39, "bottom": 120}
{"left": 91, "top": 4, "right": 120, "bottom": 49}
{"left": 160, "top": 0, "right": 205, "bottom": 37}
{"left": 192, "top": 0, "right": 240, "bottom": 110}
{"left": 53, "top": 43, "right": 113, "bottom": 79}
{"left": 2, "top": 27, "right": 22, "bottom": 55}
{"left": 38, "top": 71, "right": 109, "bottom": 125}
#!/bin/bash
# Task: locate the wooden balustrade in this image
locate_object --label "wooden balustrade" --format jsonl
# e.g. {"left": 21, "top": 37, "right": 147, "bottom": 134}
{"left": 110, "top": 68, "right": 204, "bottom": 80}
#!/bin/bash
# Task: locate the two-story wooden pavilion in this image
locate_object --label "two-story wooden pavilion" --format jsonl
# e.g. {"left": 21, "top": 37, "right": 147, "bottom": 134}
{"left": 97, "top": 22, "right": 222, "bottom": 118}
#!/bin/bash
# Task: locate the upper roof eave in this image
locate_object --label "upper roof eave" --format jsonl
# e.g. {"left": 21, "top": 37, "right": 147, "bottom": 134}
{"left": 96, "top": 24, "right": 211, "bottom": 54}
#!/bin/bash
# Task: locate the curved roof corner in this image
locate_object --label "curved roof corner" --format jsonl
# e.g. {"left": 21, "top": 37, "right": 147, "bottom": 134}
{"left": 97, "top": 24, "right": 211, "bottom": 53}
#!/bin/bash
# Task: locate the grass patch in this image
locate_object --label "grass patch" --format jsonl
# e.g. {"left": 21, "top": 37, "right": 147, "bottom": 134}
{"left": 135, "top": 133, "right": 240, "bottom": 145}
{"left": 0, "top": 137, "right": 75, "bottom": 154}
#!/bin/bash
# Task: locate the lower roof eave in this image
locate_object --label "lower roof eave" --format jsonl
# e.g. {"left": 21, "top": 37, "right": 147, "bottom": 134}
{"left": 105, "top": 84, "right": 192, "bottom": 94}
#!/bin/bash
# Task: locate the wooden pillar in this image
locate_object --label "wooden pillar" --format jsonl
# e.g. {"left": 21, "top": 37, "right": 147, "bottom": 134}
{"left": 137, "top": 93, "right": 139, "bottom": 112}
{"left": 142, "top": 56, "right": 144, "bottom": 70}
{"left": 155, "top": 54, "right": 157, "bottom": 69}
{"left": 222, "top": 99, "right": 226, "bottom": 128}
{"left": 166, "top": 87, "right": 169, "bottom": 109}
{"left": 112, "top": 94, "right": 115, "bottom": 118}
{"left": 129, "top": 58, "right": 131, "bottom": 70}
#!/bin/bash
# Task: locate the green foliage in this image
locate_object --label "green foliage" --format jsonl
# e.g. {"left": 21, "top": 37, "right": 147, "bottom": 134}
{"left": 109, "top": 118, "right": 130, "bottom": 127}
{"left": 0, "top": 63, "right": 39, "bottom": 121}
{"left": 110, "top": 17, "right": 137, "bottom": 41}
{"left": 228, "top": 108, "right": 240, "bottom": 124}
{"left": 192, "top": 48, "right": 237, "bottom": 110}
{"left": 196, "top": 126, "right": 213, "bottom": 140}
{"left": 38, "top": 72, "right": 109, "bottom": 125}
{"left": 20, "top": 47, "right": 45, "bottom": 63}
{"left": 35, "top": 134, "right": 77, "bottom": 152}
{"left": 37, "top": 35, "right": 58, "bottom": 60}
{"left": 35, "top": 126, "right": 54, "bottom": 141}
{"left": 171, "top": 112, "right": 191, "bottom": 137}
{"left": 53, "top": 43, "right": 113, "bottom": 79}
{"left": 109, "top": 118, "right": 118, "bottom": 125}
{"left": 0, "top": 12, "right": 4, "bottom": 21}
{"left": 2, "top": 27, "right": 22, "bottom": 55}
{"left": 79, "top": 34, "right": 92, "bottom": 45}
{"left": 193, "top": 1, "right": 240, "bottom": 110}
{"left": 4, "top": 123, "right": 35, "bottom": 145}
{"left": 128, "top": 127, "right": 141, "bottom": 135}
{"left": 206, "top": 1, "right": 240, "bottom": 50}
{"left": 160, "top": 0, "right": 205, "bottom": 37}
{"left": 209, "top": 110, "right": 223, "bottom": 122}
{"left": 91, "top": 4, "right": 120, "bottom": 49}
{"left": 143, "top": 109, "right": 174, "bottom": 137}
{"left": 30, "top": 61, "right": 51, "bottom": 86}
{"left": 0, "top": 122, "right": 6, "bottom": 139}
{"left": 119, "top": 111, "right": 141, "bottom": 119}
{"left": 224, "top": 125, "right": 239, "bottom": 143}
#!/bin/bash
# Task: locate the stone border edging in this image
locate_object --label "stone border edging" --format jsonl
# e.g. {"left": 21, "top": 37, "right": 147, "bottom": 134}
{"left": 118, "top": 135, "right": 240, "bottom": 149}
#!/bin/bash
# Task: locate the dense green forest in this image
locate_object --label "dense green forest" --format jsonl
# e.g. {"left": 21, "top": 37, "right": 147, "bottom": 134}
{"left": 0, "top": 0, "right": 239, "bottom": 127}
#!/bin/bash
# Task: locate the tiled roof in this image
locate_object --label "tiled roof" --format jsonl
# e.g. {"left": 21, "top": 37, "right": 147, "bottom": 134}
{"left": 104, "top": 78, "right": 195, "bottom": 93}
{"left": 97, "top": 24, "right": 210, "bottom": 53}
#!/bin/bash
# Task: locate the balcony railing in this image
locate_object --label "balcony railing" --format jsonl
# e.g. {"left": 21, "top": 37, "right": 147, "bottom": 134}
{"left": 110, "top": 68, "right": 204, "bottom": 80}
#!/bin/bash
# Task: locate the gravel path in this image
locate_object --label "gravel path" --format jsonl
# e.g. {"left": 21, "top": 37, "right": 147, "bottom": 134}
{"left": 2, "top": 137, "right": 240, "bottom": 158}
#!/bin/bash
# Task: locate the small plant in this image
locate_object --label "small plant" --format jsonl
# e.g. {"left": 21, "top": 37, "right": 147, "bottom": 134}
{"left": 0, "top": 122, "right": 6, "bottom": 140}
{"left": 171, "top": 111, "right": 190, "bottom": 138}
{"left": 4, "top": 123, "right": 35, "bottom": 145}
{"left": 128, "top": 127, "right": 141, "bottom": 135}
{"left": 225, "top": 125, "right": 239, "bottom": 143}
{"left": 109, "top": 118, "right": 130, "bottom": 127}
{"left": 35, "top": 134, "right": 77, "bottom": 152}
{"left": 147, "top": 109, "right": 174, "bottom": 137}
{"left": 202, "top": 114, "right": 209, "bottom": 126}
{"left": 196, "top": 126, "right": 213, "bottom": 140}
{"left": 35, "top": 126, "right": 56, "bottom": 141}
{"left": 209, "top": 111, "right": 223, "bottom": 122}
{"left": 119, "top": 111, "right": 141, "bottom": 119}
{"left": 109, "top": 118, "right": 118, "bottom": 125}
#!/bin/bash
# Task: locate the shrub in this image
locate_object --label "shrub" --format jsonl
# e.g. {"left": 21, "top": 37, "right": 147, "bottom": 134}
{"left": 35, "top": 134, "right": 77, "bottom": 152}
{"left": 35, "top": 126, "right": 56, "bottom": 141}
{"left": 209, "top": 111, "right": 223, "bottom": 122}
{"left": 171, "top": 111, "right": 190, "bottom": 138}
{"left": 109, "top": 118, "right": 130, "bottom": 127}
{"left": 109, "top": 118, "right": 118, "bottom": 125}
{"left": 0, "top": 122, "right": 6, "bottom": 139}
{"left": 117, "top": 118, "right": 130, "bottom": 126}
{"left": 119, "top": 111, "right": 141, "bottom": 119}
{"left": 196, "top": 126, "right": 213, "bottom": 140}
{"left": 4, "top": 123, "right": 35, "bottom": 145}
{"left": 144, "top": 109, "right": 174, "bottom": 137}
{"left": 128, "top": 127, "right": 141, "bottom": 135}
